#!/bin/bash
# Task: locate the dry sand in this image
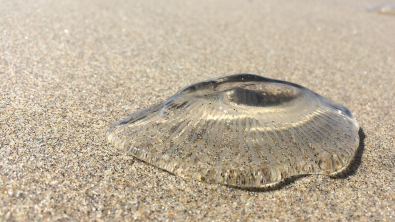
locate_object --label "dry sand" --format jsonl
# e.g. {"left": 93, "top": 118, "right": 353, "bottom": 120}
{"left": 1, "top": 0, "right": 394, "bottom": 220}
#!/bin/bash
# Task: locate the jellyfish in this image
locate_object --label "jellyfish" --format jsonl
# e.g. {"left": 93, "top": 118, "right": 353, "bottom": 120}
{"left": 107, "top": 74, "right": 360, "bottom": 188}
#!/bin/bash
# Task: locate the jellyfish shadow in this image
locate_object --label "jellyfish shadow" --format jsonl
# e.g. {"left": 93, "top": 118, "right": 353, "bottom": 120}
{"left": 235, "top": 128, "right": 366, "bottom": 192}
{"left": 330, "top": 128, "right": 366, "bottom": 179}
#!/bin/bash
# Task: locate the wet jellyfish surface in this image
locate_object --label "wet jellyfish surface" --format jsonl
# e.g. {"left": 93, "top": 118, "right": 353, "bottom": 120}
{"left": 107, "top": 74, "right": 360, "bottom": 188}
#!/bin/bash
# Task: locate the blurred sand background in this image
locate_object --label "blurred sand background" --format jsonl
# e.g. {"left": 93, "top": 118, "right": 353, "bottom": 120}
{"left": 1, "top": 0, "right": 394, "bottom": 220}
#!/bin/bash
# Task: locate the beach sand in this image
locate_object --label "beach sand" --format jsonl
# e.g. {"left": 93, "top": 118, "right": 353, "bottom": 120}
{"left": 1, "top": 0, "right": 394, "bottom": 220}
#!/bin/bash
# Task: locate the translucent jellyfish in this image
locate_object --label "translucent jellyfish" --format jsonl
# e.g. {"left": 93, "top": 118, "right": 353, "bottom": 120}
{"left": 107, "top": 74, "right": 360, "bottom": 188}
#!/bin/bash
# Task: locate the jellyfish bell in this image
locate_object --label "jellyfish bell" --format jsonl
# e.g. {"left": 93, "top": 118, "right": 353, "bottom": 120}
{"left": 107, "top": 74, "right": 359, "bottom": 188}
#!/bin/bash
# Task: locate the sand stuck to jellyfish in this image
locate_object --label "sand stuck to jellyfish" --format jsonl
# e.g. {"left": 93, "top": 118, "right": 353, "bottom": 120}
{"left": 107, "top": 74, "right": 360, "bottom": 188}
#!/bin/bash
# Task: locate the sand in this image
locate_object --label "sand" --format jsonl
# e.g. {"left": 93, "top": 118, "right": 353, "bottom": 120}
{"left": 1, "top": 0, "right": 394, "bottom": 220}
